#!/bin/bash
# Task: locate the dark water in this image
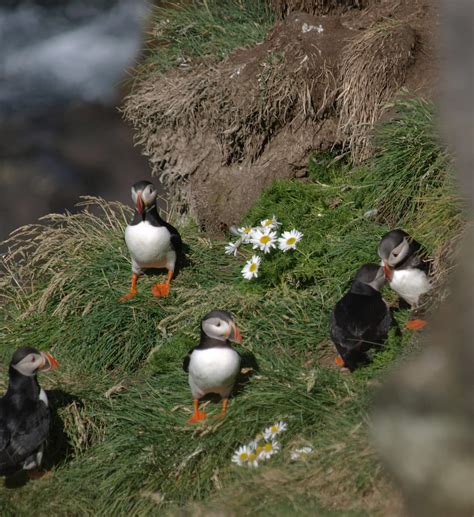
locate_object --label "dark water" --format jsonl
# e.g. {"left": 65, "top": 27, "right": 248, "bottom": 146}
{"left": 0, "top": 0, "right": 152, "bottom": 239}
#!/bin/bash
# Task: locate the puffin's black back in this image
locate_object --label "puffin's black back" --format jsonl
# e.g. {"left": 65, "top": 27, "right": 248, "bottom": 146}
{"left": 331, "top": 278, "right": 392, "bottom": 371}
{"left": 0, "top": 350, "right": 50, "bottom": 475}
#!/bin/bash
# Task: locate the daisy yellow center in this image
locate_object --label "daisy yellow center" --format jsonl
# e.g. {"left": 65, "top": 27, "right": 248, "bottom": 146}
{"left": 256, "top": 446, "right": 263, "bottom": 454}
{"left": 286, "top": 237, "right": 296, "bottom": 245}
{"left": 249, "top": 453, "right": 257, "bottom": 461}
{"left": 239, "top": 452, "right": 249, "bottom": 461}
{"left": 260, "top": 235, "right": 271, "bottom": 244}
{"left": 271, "top": 425, "right": 278, "bottom": 432}
{"left": 256, "top": 433, "right": 263, "bottom": 440}
{"left": 264, "top": 443, "right": 273, "bottom": 452}
{"left": 249, "top": 263, "right": 257, "bottom": 272}
{"left": 244, "top": 227, "right": 252, "bottom": 233}
{"left": 263, "top": 220, "right": 272, "bottom": 226}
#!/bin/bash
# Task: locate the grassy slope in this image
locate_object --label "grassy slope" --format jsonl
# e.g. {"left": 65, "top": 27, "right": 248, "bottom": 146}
{"left": 135, "top": 0, "right": 272, "bottom": 78}
{"left": 0, "top": 99, "right": 461, "bottom": 515}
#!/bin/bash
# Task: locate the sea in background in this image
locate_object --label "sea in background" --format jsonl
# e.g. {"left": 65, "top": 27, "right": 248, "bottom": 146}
{"left": 0, "top": 0, "right": 152, "bottom": 239}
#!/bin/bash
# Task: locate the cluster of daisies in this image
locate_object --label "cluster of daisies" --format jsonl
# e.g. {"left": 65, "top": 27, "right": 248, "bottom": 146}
{"left": 232, "top": 421, "right": 287, "bottom": 468}
{"left": 224, "top": 216, "right": 303, "bottom": 281}
{"left": 231, "top": 421, "right": 314, "bottom": 468}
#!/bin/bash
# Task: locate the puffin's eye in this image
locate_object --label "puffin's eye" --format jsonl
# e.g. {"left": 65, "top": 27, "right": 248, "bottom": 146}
{"left": 216, "top": 321, "right": 221, "bottom": 327}
{"left": 31, "top": 357, "right": 36, "bottom": 362}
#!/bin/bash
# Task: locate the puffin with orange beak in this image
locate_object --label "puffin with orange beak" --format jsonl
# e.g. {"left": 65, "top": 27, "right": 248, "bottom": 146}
{"left": 0, "top": 347, "right": 59, "bottom": 477}
{"left": 119, "top": 180, "right": 182, "bottom": 302}
{"left": 183, "top": 310, "right": 243, "bottom": 423}
{"left": 378, "top": 229, "right": 431, "bottom": 329}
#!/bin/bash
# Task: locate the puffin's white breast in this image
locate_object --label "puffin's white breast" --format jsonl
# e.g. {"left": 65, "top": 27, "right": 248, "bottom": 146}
{"left": 188, "top": 348, "right": 240, "bottom": 398}
{"left": 39, "top": 388, "right": 48, "bottom": 407}
{"left": 390, "top": 268, "right": 431, "bottom": 306}
{"left": 125, "top": 221, "right": 172, "bottom": 266}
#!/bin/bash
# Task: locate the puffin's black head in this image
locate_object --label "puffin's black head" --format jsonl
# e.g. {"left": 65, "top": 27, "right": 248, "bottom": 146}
{"left": 201, "top": 309, "right": 243, "bottom": 344}
{"left": 10, "top": 346, "right": 59, "bottom": 377}
{"left": 352, "top": 263, "right": 386, "bottom": 292}
{"left": 378, "top": 229, "right": 412, "bottom": 280}
{"left": 131, "top": 181, "right": 158, "bottom": 216}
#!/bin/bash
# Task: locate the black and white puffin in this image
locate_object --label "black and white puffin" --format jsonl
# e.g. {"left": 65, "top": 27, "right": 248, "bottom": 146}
{"left": 183, "top": 310, "right": 243, "bottom": 423}
{"left": 0, "top": 347, "right": 59, "bottom": 477}
{"left": 378, "top": 229, "right": 431, "bottom": 329}
{"left": 119, "top": 180, "right": 182, "bottom": 302}
{"left": 331, "top": 263, "right": 392, "bottom": 371}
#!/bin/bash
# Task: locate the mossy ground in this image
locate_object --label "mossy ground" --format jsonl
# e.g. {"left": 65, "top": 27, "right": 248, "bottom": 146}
{"left": 0, "top": 98, "right": 462, "bottom": 515}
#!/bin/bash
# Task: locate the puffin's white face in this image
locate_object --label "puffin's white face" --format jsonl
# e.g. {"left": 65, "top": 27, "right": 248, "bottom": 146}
{"left": 12, "top": 351, "right": 59, "bottom": 377}
{"left": 131, "top": 183, "right": 157, "bottom": 214}
{"left": 202, "top": 317, "right": 243, "bottom": 343}
{"left": 386, "top": 238, "right": 410, "bottom": 267}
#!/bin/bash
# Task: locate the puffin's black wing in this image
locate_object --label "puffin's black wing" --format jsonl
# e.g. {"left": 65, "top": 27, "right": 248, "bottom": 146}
{"left": 0, "top": 400, "right": 50, "bottom": 474}
{"left": 165, "top": 222, "right": 183, "bottom": 257}
{"left": 182, "top": 347, "right": 197, "bottom": 373}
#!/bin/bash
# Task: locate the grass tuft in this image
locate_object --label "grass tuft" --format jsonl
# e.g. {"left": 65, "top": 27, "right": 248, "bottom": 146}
{"left": 137, "top": 0, "right": 273, "bottom": 76}
{"left": 338, "top": 21, "right": 417, "bottom": 163}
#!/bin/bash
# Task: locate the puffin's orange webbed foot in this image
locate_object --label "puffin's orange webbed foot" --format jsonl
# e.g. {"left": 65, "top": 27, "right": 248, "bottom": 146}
{"left": 118, "top": 273, "right": 139, "bottom": 302}
{"left": 151, "top": 283, "right": 170, "bottom": 298}
{"left": 187, "top": 399, "right": 207, "bottom": 424}
{"left": 187, "top": 411, "right": 207, "bottom": 424}
{"left": 405, "top": 319, "right": 428, "bottom": 330}
{"left": 152, "top": 270, "right": 173, "bottom": 298}
{"left": 335, "top": 355, "right": 345, "bottom": 367}
{"left": 28, "top": 470, "right": 51, "bottom": 480}
{"left": 118, "top": 289, "right": 138, "bottom": 302}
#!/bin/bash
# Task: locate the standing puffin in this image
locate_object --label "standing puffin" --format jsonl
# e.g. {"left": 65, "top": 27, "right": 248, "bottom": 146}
{"left": 378, "top": 229, "right": 431, "bottom": 329}
{"left": 331, "top": 264, "right": 392, "bottom": 371}
{"left": 0, "top": 347, "right": 59, "bottom": 477}
{"left": 183, "top": 310, "right": 243, "bottom": 423}
{"left": 119, "top": 180, "right": 182, "bottom": 302}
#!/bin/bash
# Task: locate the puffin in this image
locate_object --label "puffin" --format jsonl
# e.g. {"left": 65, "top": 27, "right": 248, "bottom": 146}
{"left": 378, "top": 229, "right": 431, "bottom": 329}
{"left": 183, "top": 310, "right": 243, "bottom": 423}
{"left": 119, "top": 180, "right": 182, "bottom": 302}
{"left": 0, "top": 347, "right": 59, "bottom": 477}
{"left": 331, "top": 263, "right": 392, "bottom": 371}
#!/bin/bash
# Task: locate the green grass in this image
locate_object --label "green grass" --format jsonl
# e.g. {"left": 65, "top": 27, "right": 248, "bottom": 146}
{"left": 0, "top": 99, "right": 462, "bottom": 515}
{"left": 137, "top": 0, "right": 273, "bottom": 75}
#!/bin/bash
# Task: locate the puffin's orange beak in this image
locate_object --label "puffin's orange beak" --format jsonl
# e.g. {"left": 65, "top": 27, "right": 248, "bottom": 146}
{"left": 230, "top": 324, "right": 243, "bottom": 344}
{"left": 383, "top": 261, "right": 393, "bottom": 281}
{"left": 136, "top": 192, "right": 143, "bottom": 215}
{"left": 40, "top": 352, "right": 59, "bottom": 372}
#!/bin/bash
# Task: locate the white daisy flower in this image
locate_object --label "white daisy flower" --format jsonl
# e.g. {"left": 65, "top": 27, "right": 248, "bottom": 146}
{"left": 260, "top": 215, "right": 281, "bottom": 229}
{"left": 231, "top": 444, "right": 254, "bottom": 467}
{"left": 290, "top": 446, "right": 314, "bottom": 461}
{"left": 251, "top": 228, "right": 277, "bottom": 254}
{"left": 278, "top": 229, "right": 303, "bottom": 252}
{"left": 225, "top": 240, "right": 241, "bottom": 256}
{"left": 247, "top": 450, "right": 259, "bottom": 468}
{"left": 242, "top": 255, "right": 261, "bottom": 280}
{"left": 254, "top": 432, "right": 264, "bottom": 442}
{"left": 257, "top": 440, "right": 281, "bottom": 460}
{"left": 263, "top": 421, "right": 288, "bottom": 440}
{"left": 237, "top": 226, "right": 254, "bottom": 244}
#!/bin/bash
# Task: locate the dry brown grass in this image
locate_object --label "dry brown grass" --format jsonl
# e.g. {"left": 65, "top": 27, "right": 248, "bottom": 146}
{"left": 338, "top": 21, "right": 417, "bottom": 163}
{"left": 269, "top": 0, "right": 364, "bottom": 17}
{"left": 124, "top": 43, "right": 336, "bottom": 169}
{"left": 0, "top": 197, "right": 131, "bottom": 317}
